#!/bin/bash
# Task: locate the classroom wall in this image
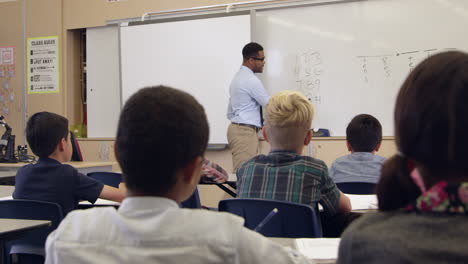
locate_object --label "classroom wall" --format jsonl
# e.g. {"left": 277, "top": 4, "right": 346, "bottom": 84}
{"left": 24, "top": 0, "right": 65, "bottom": 120}
{"left": 63, "top": 0, "right": 268, "bottom": 29}
{"left": 0, "top": 1, "right": 24, "bottom": 143}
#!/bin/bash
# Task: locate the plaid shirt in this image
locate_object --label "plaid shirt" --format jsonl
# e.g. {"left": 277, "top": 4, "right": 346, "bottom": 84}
{"left": 237, "top": 150, "right": 341, "bottom": 216}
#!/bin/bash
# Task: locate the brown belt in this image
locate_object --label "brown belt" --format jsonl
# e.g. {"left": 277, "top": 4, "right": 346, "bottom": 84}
{"left": 232, "top": 122, "right": 260, "bottom": 131}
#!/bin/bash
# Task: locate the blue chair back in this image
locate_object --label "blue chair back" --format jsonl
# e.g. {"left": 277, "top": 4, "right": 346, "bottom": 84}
{"left": 0, "top": 199, "right": 63, "bottom": 263}
{"left": 180, "top": 188, "right": 202, "bottom": 209}
{"left": 336, "top": 182, "right": 376, "bottom": 194}
{"left": 219, "top": 198, "right": 321, "bottom": 238}
{"left": 87, "top": 171, "right": 122, "bottom": 188}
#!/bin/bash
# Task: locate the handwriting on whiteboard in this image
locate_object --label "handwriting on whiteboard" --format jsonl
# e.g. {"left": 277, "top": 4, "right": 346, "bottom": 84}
{"left": 356, "top": 48, "right": 456, "bottom": 83}
{"left": 294, "top": 49, "right": 323, "bottom": 105}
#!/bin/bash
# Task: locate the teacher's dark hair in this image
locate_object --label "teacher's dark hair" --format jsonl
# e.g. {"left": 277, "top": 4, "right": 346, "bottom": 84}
{"left": 377, "top": 51, "right": 468, "bottom": 211}
{"left": 115, "top": 86, "right": 209, "bottom": 195}
{"left": 242, "top": 42, "right": 264, "bottom": 60}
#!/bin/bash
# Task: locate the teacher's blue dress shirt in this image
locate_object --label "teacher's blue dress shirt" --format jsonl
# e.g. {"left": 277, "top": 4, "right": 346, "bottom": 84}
{"left": 227, "top": 66, "right": 270, "bottom": 128}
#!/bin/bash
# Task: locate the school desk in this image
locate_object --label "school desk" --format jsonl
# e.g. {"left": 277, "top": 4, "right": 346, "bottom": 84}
{"left": 0, "top": 219, "right": 51, "bottom": 264}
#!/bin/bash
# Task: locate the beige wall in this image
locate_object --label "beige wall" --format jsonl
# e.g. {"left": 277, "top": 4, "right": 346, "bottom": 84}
{"left": 24, "top": 0, "right": 65, "bottom": 119}
{"left": 0, "top": 1, "right": 25, "bottom": 143}
{"left": 63, "top": 0, "right": 269, "bottom": 29}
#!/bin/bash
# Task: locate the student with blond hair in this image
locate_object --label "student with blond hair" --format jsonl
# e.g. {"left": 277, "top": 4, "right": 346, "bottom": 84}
{"left": 237, "top": 90, "right": 353, "bottom": 236}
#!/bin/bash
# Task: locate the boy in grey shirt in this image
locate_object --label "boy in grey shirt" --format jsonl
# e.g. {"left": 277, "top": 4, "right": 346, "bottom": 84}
{"left": 329, "top": 114, "right": 385, "bottom": 184}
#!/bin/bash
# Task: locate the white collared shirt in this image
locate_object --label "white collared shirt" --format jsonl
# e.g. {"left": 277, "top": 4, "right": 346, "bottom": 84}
{"left": 227, "top": 66, "right": 270, "bottom": 128}
{"left": 45, "top": 196, "right": 310, "bottom": 264}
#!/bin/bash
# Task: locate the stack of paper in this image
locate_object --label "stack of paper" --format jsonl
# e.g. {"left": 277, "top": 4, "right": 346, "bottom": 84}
{"left": 347, "top": 194, "right": 378, "bottom": 210}
{"left": 295, "top": 238, "right": 340, "bottom": 261}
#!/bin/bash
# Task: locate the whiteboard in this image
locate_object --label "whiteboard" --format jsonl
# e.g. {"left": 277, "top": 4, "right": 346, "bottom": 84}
{"left": 120, "top": 14, "right": 251, "bottom": 144}
{"left": 86, "top": 26, "right": 121, "bottom": 138}
{"left": 256, "top": 0, "right": 468, "bottom": 136}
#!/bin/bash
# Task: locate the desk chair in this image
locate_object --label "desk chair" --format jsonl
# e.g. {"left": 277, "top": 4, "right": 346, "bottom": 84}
{"left": 219, "top": 198, "right": 321, "bottom": 238}
{"left": 0, "top": 200, "right": 63, "bottom": 264}
{"left": 180, "top": 188, "right": 202, "bottom": 209}
{"left": 69, "top": 131, "right": 83, "bottom": 161}
{"left": 336, "top": 182, "right": 376, "bottom": 194}
{"left": 87, "top": 172, "right": 122, "bottom": 188}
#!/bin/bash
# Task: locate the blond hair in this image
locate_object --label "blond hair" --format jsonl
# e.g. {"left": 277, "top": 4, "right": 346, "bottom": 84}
{"left": 264, "top": 91, "right": 314, "bottom": 150}
{"left": 265, "top": 90, "right": 314, "bottom": 128}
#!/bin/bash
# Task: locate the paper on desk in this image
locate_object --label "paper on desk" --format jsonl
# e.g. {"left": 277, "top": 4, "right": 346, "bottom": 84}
{"left": 79, "top": 198, "right": 120, "bottom": 206}
{"left": 0, "top": 196, "right": 119, "bottom": 206}
{"left": 318, "top": 194, "right": 377, "bottom": 211}
{"left": 295, "top": 238, "right": 340, "bottom": 260}
{"left": 0, "top": 195, "right": 12, "bottom": 200}
{"left": 346, "top": 194, "right": 378, "bottom": 210}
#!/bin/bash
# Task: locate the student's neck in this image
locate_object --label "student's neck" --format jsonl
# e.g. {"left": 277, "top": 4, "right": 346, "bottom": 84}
{"left": 126, "top": 190, "right": 181, "bottom": 203}
{"left": 350, "top": 151, "right": 376, "bottom": 154}
{"left": 270, "top": 145, "right": 303, "bottom": 155}
{"left": 47, "top": 153, "right": 67, "bottom": 163}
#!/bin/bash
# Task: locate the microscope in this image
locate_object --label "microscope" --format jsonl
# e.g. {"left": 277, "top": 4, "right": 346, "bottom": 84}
{"left": 0, "top": 116, "right": 17, "bottom": 163}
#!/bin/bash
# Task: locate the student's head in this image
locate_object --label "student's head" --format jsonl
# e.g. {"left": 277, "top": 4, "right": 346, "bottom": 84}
{"left": 263, "top": 90, "right": 313, "bottom": 152}
{"left": 242, "top": 42, "right": 265, "bottom": 73}
{"left": 115, "top": 86, "right": 209, "bottom": 200}
{"left": 377, "top": 51, "right": 468, "bottom": 211}
{"left": 346, "top": 114, "right": 382, "bottom": 152}
{"left": 26, "top": 112, "right": 71, "bottom": 160}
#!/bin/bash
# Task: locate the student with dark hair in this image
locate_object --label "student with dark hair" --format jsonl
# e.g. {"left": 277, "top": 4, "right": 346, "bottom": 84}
{"left": 227, "top": 42, "right": 270, "bottom": 171}
{"left": 45, "top": 86, "right": 308, "bottom": 264}
{"left": 329, "top": 114, "right": 385, "bottom": 184}
{"left": 338, "top": 51, "right": 468, "bottom": 263}
{"left": 13, "top": 112, "right": 125, "bottom": 215}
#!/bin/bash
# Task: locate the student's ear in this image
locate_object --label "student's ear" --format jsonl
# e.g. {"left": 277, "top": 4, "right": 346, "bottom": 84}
{"left": 57, "top": 138, "right": 66, "bottom": 152}
{"left": 346, "top": 141, "right": 353, "bottom": 152}
{"left": 181, "top": 156, "right": 203, "bottom": 185}
{"left": 262, "top": 126, "right": 269, "bottom": 143}
{"left": 304, "top": 130, "right": 312, "bottom": 145}
{"left": 375, "top": 142, "right": 381, "bottom": 152}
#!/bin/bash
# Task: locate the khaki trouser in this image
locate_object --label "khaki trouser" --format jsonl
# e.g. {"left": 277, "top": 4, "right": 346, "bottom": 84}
{"left": 227, "top": 123, "right": 260, "bottom": 172}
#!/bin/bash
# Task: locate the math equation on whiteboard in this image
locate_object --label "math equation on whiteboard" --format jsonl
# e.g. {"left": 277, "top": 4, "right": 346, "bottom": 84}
{"left": 294, "top": 49, "right": 323, "bottom": 105}
{"left": 357, "top": 48, "right": 456, "bottom": 83}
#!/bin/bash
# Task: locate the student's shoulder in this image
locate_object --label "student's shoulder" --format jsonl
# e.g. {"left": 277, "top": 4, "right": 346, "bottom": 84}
{"left": 343, "top": 210, "right": 403, "bottom": 237}
{"left": 333, "top": 154, "right": 352, "bottom": 163}
{"left": 18, "top": 161, "right": 77, "bottom": 176}
{"left": 299, "top": 155, "right": 328, "bottom": 169}
{"left": 51, "top": 207, "right": 116, "bottom": 240}
{"left": 178, "top": 209, "right": 248, "bottom": 240}
{"left": 183, "top": 207, "right": 245, "bottom": 226}
{"left": 374, "top": 154, "right": 387, "bottom": 163}
{"left": 56, "top": 163, "right": 80, "bottom": 178}
{"left": 240, "top": 154, "right": 269, "bottom": 167}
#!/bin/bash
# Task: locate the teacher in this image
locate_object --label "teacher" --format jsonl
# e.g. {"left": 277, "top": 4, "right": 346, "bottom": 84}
{"left": 227, "top": 42, "right": 270, "bottom": 172}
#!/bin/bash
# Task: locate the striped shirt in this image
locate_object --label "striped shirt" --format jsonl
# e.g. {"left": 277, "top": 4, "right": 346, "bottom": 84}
{"left": 237, "top": 150, "right": 341, "bottom": 216}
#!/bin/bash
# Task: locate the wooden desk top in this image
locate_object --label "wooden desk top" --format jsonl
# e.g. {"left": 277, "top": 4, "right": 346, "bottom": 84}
{"left": 0, "top": 219, "right": 51, "bottom": 237}
{"left": 0, "top": 161, "right": 116, "bottom": 169}
{"left": 0, "top": 186, "right": 14, "bottom": 197}
{"left": 0, "top": 171, "right": 16, "bottom": 178}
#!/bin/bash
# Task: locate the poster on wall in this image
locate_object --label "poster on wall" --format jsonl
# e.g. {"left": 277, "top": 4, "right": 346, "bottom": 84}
{"left": 0, "top": 47, "right": 14, "bottom": 65}
{"left": 27, "top": 36, "right": 59, "bottom": 94}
